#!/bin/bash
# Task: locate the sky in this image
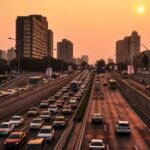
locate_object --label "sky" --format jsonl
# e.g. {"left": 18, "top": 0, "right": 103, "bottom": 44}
{"left": 0, "top": 0, "right": 150, "bottom": 64}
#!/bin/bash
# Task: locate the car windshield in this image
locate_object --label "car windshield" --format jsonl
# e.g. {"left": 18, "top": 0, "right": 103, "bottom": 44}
{"left": 119, "top": 123, "right": 129, "bottom": 127}
{"left": 42, "top": 112, "right": 49, "bottom": 115}
{"left": 32, "top": 120, "right": 41, "bottom": 123}
{"left": 91, "top": 142, "right": 103, "bottom": 146}
{"left": 11, "top": 118, "right": 20, "bottom": 121}
{"left": 55, "top": 117, "right": 64, "bottom": 121}
{"left": 49, "top": 106, "right": 56, "bottom": 108}
{"left": 0, "top": 124, "right": 8, "bottom": 128}
{"left": 40, "top": 129, "right": 51, "bottom": 133}
{"left": 8, "top": 134, "right": 20, "bottom": 139}
{"left": 25, "top": 144, "right": 43, "bottom": 150}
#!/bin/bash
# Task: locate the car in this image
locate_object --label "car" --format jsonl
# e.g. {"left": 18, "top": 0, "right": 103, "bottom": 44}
{"left": 68, "top": 90, "right": 74, "bottom": 96}
{"left": 116, "top": 121, "right": 131, "bottom": 135}
{"left": 40, "top": 111, "right": 52, "bottom": 121}
{"left": 62, "top": 87, "right": 68, "bottom": 93}
{"left": 62, "top": 105, "right": 72, "bottom": 114}
{"left": 27, "top": 107, "right": 39, "bottom": 116}
{"left": 37, "top": 126, "right": 55, "bottom": 142}
{"left": 69, "top": 99, "right": 77, "bottom": 109}
{"left": 54, "top": 92, "right": 63, "bottom": 99}
{"left": 95, "top": 85, "right": 100, "bottom": 90}
{"left": 29, "top": 118, "right": 44, "bottom": 130}
{"left": 52, "top": 116, "right": 67, "bottom": 129}
{"left": 89, "top": 139, "right": 105, "bottom": 149}
{"left": 74, "top": 93, "right": 81, "bottom": 100}
{"left": 9, "top": 115, "right": 24, "bottom": 127}
{"left": 54, "top": 100, "right": 64, "bottom": 108}
{"left": 25, "top": 138, "right": 48, "bottom": 150}
{"left": 48, "top": 104, "right": 58, "bottom": 114}
{"left": 39, "top": 102, "right": 49, "bottom": 108}
{"left": 0, "top": 122, "right": 14, "bottom": 136}
{"left": 4, "top": 132, "right": 27, "bottom": 149}
{"left": 48, "top": 96, "right": 56, "bottom": 103}
{"left": 91, "top": 113, "right": 103, "bottom": 124}
{"left": 62, "top": 93, "right": 69, "bottom": 100}
{"left": 103, "top": 81, "right": 107, "bottom": 86}
{"left": 5, "top": 89, "right": 17, "bottom": 95}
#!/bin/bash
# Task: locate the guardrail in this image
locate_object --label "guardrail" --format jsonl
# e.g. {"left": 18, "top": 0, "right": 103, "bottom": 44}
{"left": 0, "top": 73, "right": 79, "bottom": 121}
{"left": 54, "top": 73, "right": 94, "bottom": 150}
{"left": 112, "top": 73, "right": 150, "bottom": 128}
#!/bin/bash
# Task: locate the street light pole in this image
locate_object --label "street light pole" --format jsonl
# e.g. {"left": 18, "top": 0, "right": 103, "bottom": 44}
{"left": 8, "top": 37, "right": 21, "bottom": 75}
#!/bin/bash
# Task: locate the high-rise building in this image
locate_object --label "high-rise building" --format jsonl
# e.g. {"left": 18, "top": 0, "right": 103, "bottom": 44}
{"left": 116, "top": 40, "right": 124, "bottom": 64}
{"left": 48, "top": 29, "right": 53, "bottom": 58}
{"left": 16, "top": 15, "right": 50, "bottom": 59}
{"left": 81, "top": 55, "right": 88, "bottom": 64}
{"left": 0, "top": 50, "right": 7, "bottom": 60}
{"left": 7, "top": 47, "right": 16, "bottom": 63}
{"left": 57, "top": 39, "right": 73, "bottom": 63}
{"left": 116, "top": 31, "right": 140, "bottom": 64}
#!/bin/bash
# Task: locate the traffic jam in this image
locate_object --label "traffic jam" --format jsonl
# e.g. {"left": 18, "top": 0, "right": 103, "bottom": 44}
{"left": 0, "top": 71, "right": 91, "bottom": 150}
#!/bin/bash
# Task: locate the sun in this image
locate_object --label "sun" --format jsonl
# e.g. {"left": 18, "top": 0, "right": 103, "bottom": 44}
{"left": 137, "top": 5, "right": 145, "bottom": 14}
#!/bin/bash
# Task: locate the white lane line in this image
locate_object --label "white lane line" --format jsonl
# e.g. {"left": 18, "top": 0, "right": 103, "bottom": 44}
{"left": 104, "top": 124, "right": 107, "bottom": 132}
{"left": 20, "top": 125, "right": 28, "bottom": 131}
{"left": 106, "top": 144, "right": 109, "bottom": 150}
{"left": 134, "top": 145, "right": 138, "bottom": 150}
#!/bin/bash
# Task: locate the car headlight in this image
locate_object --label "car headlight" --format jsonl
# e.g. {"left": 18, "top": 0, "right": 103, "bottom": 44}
{"left": 15, "top": 142, "right": 19, "bottom": 144}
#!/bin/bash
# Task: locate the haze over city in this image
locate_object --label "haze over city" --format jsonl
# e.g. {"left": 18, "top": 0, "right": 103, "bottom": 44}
{"left": 1, "top": 0, "right": 150, "bottom": 64}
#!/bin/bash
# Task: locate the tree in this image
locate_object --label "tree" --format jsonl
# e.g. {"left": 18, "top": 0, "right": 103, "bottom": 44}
{"left": 81, "top": 61, "right": 88, "bottom": 70}
{"left": 142, "top": 55, "right": 149, "bottom": 69}
{"left": 95, "top": 59, "right": 106, "bottom": 68}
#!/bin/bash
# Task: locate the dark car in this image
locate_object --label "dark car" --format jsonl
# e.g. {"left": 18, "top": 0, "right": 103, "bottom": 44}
{"left": 4, "top": 132, "right": 27, "bottom": 149}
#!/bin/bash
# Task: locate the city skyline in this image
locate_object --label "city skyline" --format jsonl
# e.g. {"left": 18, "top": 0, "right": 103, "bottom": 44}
{"left": 1, "top": 0, "right": 150, "bottom": 64}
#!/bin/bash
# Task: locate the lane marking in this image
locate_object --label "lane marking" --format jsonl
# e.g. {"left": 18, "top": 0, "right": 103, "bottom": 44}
{"left": 106, "top": 144, "right": 110, "bottom": 150}
{"left": 104, "top": 124, "right": 107, "bottom": 132}
{"left": 20, "top": 125, "right": 28, "bottom": 131}
{"left": 134, "top": 145, "right": 138, "bottom": 150}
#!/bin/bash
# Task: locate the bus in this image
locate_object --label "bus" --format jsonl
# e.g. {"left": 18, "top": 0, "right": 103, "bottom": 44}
{"left": 70, "top": 80, "right": 79, "bottom": 92}
{"left": 108, "top": 79, "right": 117, "bottom": 89}
{"left": 29, "top": 76, "right": 43, "bottom": 85}
{"left": 121, "top": 71, "right": 129, "bottom": 78}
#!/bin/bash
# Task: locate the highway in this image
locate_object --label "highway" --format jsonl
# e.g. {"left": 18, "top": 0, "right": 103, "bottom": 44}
{"left": 0, "top": 71, "right": 90, "bottom": 150}
{"left": 80, "top": 73, "right": 150, "bottom": 150}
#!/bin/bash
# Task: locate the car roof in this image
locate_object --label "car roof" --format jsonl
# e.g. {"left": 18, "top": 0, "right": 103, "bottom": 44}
{"left": 1, "top": 122, "right": 11, "bottom": 125}
{"left": 10, "top": 131, "right": 24, "bottom": 135}
{"left": 91, "top": 139, "right": 103, "bottom": 142}
{"left": 92, "top": 113, "right": 102, "bottom": 116}
{"left": 118, "top": 121, "right": 129, "bottom": 124}
{"left": 28, "top": 138, "right": 44, "bottom": 144}
{"left": 41, "top": 125, "right": 53, "bottom": 129}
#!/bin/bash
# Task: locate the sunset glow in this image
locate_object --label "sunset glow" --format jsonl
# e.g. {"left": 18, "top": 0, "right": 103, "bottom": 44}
{"left": 0, "top": 0, "right": 150, "bottom": 64}
{"left": 137, "top": 5, "right": 145, "bottom": 14}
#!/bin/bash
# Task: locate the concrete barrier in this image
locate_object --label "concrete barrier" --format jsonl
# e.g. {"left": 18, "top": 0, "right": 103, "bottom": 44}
{"left": 113, "top": 75, "right": 150, "bottom": 121}
{"left": 0, "top": 74, "right": 78, "bottom": 121}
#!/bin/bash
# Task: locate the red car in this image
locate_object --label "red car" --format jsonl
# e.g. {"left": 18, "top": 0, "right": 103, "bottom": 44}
{"left": 4, "top": 131, "right": 27, "bottom": 149}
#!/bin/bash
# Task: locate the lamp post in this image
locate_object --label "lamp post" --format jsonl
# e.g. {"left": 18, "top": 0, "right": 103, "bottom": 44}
{"left": 8, "top": 37, "right": 21, "bottom": 75}
{"left": 131, "top": 41, "right": 150, "bottom": 85}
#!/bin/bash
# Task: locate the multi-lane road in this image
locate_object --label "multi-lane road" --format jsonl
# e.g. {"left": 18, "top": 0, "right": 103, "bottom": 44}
{"left": 81, "top": 73, "right": 150, "bottom": 150}
{"left": 0, "top": 72, "right": 150, "bottom": 150}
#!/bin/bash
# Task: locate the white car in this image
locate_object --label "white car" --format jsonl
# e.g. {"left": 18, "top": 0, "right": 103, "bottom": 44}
{"left": 69, "top": 99, "right": 77, "bottom": 108}
{"left": 116, "top": 121, "right": 131, "bottom": 134}
{"left": 37, "top": 126, "right": 55, "bottom": 142}
{"left": 27, "top": 107, "right": 39, "bottom": 116}
{"left": 62, "top": 105, "right": 72, "bottom": 114}
{"left": 9, "top": 116, "right": 24, "bottom": 127}
{"left": 30, "top": 118, "right": 44, "bottom": 130}
{"left": 48, "top": 104, "right": 58, "bottom": 114}
{"left": 0, "top": 122, "right": 14, "bottom": 136}
{"left": 89, "top": 139, "right": 105, "bottom": 149}
{"left": 40, "top": 111, "right": 52, "bottom": 121}
{"left": 5, "top": 89, "right": 17, "bottom": 95}
{"left": 91, "top": 113, "right": 103, "bottom": 124}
